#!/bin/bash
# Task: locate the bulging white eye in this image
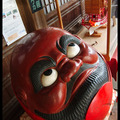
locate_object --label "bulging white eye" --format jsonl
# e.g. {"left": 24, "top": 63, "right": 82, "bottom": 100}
{"left": 67, "top": 43, "right": 80, "bottom": 58}
{"left": 41, "top": 69, "right": 58, "bottom": 87}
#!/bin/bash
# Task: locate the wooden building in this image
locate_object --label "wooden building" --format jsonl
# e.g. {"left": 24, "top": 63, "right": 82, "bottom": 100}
{"left": 85, "top": 0, "right": 107, "bottom": 21}
{"left": 85, "top": 0, "right": 107, "bottom": 14}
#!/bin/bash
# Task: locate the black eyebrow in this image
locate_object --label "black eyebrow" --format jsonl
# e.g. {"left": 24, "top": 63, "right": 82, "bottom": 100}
{"left": 29, "top": 56, "right": 56, "bottom": 93}
{"left": 56, "top": 35, "right": 80, "bottom": 54}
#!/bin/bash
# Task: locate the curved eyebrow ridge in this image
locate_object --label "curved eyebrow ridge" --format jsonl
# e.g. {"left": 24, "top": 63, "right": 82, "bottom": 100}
{"left": 40, "top": 56, "right": 56, "bottom": 66}
{"left": 30, "top": 56, "right": 56, "bottom": 93}
{"left": 56, "top": 35, "right": 80, "bottom": 54}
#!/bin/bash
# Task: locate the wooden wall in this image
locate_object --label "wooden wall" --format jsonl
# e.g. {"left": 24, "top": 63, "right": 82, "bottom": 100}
{"left": 85, "top": 0, "right": 104, "bottom": 14}
{"left": 46, "top": 0, "right": 82, "bottom": 31}
{"left": 2, "top": 0, "right": 83, "bottom": 119}
{"left": 2, "top": 37, "right": 24, "bottom": 120}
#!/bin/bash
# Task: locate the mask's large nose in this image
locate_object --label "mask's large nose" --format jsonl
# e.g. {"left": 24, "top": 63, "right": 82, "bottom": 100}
{"left": 58, "top": 57, "right": 83, "bottom": 82}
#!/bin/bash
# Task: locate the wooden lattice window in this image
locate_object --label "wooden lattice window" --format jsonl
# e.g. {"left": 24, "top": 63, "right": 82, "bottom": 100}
{"left": 41, "top": 0, "right": 71, "bottom": 14}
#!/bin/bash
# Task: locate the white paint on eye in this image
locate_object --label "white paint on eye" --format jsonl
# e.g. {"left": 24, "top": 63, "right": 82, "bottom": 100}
{"left": 67, "top": 43, "right": 80, "bottom": 58}
{"left": 41, "top": 69, "right": 58, "bottom": 87}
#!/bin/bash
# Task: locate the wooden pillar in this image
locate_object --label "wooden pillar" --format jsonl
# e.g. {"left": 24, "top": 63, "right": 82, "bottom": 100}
{"left": 80, "top": 0, "right": 85, "bottom": 17}
{"left": 55, "top": 0, "right": 64, "bottom": 29}
{"left": 106, "top": 0, "right": 111, "bottom": 61}
{"left": 16, "top": 0, "right": 47, "bottom": 33}
{"left": 32, "top": 9, "right": 48, "bottom": 29}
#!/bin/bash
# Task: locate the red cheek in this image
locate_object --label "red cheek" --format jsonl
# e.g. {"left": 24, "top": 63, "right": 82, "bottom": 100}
{"left": 32, "top": 78, "right": 67, "bottom": 114}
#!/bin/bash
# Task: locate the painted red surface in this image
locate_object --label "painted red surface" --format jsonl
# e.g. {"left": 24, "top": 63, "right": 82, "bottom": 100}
{"left": 85, "top": 82, "right": 113, "bottom": 120}
{"left": 10, "top": 27, "right": 113, "bottom": 120}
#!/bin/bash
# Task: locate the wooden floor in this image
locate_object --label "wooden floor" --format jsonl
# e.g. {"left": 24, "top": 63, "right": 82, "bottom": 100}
{"left": 109, "top": 101, "right": 118, "bottom": 120}
{"left": 76, "top": 26, "right": 107, "bottom": 54}
{"left": 76, "top": 18, "right": 118, "bottom": 60}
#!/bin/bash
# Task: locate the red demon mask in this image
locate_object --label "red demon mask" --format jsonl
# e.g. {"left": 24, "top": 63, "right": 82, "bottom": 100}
{"left": 10, "top": 27, "right": 113, "bottom": 120}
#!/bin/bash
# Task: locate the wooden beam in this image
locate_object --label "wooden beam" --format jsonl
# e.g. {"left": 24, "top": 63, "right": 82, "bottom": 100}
{"left": 106, "top": 0, "right": 111, "bottom": 60}
{"left": 99, "top": 24, "right": 107, "bottom": 28}
{"left": 16, "top": 0, "right": 36, "bottom": 33}
{"left": 16, "top": 0, "right": 48, "bottom": 32}
{"left": 32, "top": 9, "right": 48, "bottom": 29}
{"left": 55, "top": 0, "right": 63, "bottom": 29}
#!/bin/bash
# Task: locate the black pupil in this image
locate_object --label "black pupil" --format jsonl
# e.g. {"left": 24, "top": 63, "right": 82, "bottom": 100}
{"left": 44, "top": 69, "right": 52, "bottom": 76}
{"left": 68, "top": 43, "right": 75, "bottom": 46}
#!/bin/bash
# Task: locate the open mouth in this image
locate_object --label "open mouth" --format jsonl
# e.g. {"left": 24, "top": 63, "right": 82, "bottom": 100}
{"left": 35, "top": 54, "right": 109, "bottom": 120}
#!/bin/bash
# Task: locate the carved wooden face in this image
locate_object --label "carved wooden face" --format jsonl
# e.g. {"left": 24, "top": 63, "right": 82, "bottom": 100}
{"left": 10, "top": 27, "right": 112, "bottom": 120}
